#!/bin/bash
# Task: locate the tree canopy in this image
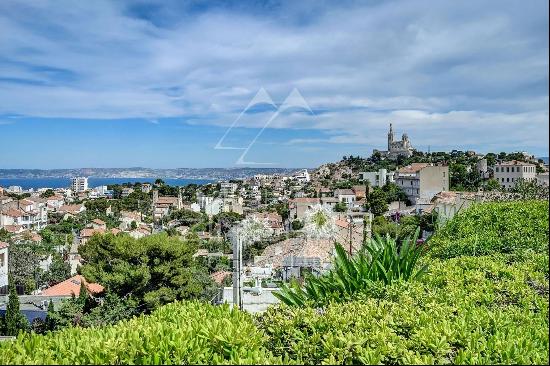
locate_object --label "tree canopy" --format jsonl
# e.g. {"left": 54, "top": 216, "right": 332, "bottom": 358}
{"left": 78, "top": 233, "right": 217, "bottom": 311}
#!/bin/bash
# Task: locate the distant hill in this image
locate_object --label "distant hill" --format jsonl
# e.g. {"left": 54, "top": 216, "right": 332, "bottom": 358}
{"left": 0, "top": 167, "right": 305, "bottom": 180}
{"left": 538, "top": 157, "right": 549, "bottom": 164}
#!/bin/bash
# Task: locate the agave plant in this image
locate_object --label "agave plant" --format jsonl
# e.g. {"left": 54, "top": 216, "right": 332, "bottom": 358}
{"left": 274, "top": 228, "right": 428, "bottom": 307}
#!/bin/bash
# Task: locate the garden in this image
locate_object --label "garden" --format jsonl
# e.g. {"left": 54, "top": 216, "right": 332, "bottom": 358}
{"left": 0, "top": 200, "right": 548, "bottom": 364}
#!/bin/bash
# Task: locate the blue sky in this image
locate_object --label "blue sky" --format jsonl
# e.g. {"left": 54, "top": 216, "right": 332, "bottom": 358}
{"left": 0, "top": 0, "right": 548, "bottom": 169}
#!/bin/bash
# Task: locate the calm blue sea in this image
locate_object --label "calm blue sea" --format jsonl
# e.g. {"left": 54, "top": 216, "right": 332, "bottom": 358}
{"left": 0, "top": 177, "right": 215, "bottom": 190}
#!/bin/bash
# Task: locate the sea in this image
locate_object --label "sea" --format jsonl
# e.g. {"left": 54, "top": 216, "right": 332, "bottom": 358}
{"left": 0, "top": 177, "right": 215, "bottom": 190}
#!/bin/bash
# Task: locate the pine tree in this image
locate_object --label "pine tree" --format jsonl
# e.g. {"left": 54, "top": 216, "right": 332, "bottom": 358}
{"left": 5, "top": 277, "right": 28, "bottom": 336}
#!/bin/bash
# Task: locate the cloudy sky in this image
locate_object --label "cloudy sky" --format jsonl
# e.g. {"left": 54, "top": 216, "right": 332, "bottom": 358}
{"left": 0, "top": 0, "right": 548, "bottom": 168}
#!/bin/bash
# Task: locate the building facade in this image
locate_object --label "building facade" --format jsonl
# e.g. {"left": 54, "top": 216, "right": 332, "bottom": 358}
{"left": 395, "top": 163, "right": 449, "bottom": 205}
{"left": 373, "top": 123, "right": 414, "bottom": 160}
{"left": 71, "top": 177, "right": 88, "bottom": 193}
{"left": 493, "top": 160, "right": 537, "bottom": 189}
{"left": 359, "top": 168, "right": 395, "bottom": 187}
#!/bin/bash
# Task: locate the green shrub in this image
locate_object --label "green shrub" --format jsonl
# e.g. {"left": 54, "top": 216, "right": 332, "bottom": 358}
{"left": 274, "top": 230, "right": 427, "bottom": 307}
{"left": 428, "top": 200, "right": 549, "bottom": 259}
{"left": 0, "top": 301, "right": 283, "bottom": 365}
{"left": 258, "top": 254, "right": 549, "bottom": 365}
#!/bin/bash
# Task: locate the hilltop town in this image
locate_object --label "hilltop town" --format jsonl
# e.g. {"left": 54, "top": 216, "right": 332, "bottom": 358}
{"left": 1, "top": 123, "right": 548, "bottom": 327}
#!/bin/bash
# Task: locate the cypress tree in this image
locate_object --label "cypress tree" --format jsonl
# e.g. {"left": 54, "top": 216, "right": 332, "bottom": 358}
{"left": 78, "top": 281, "right": 87, "bottom": 304}
{"left": 5, "top": 277, "right": 27, "bottom": 336}
{"left": 44, "top": 299, "right": 56, "bottom": 331}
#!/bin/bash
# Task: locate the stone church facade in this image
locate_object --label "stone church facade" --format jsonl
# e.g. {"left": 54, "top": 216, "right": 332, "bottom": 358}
{"left": 373, "top": 123, "right": 414, "bottom": 160}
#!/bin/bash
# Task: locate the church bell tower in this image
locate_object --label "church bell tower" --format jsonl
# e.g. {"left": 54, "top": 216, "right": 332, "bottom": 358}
{"left": 387, "top": 123, "right": 394, "bottom": 151}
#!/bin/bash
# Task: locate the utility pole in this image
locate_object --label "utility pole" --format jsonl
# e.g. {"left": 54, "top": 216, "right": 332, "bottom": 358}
{"left": 347, "top": 214, "right": 354, "bottom": 256}
{"left": 232, "top": 231, "right": 242, "bottom": 310}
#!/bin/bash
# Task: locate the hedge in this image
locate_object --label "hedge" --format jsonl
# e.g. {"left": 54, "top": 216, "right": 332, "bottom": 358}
{"left": 0, "top": 301, "right": 284, "bottom": 365}
{"left": 257, "top": 253, "right": 549, "bottom": 364}
{"left": 427, "top": 200, "right": 549, "bottom": 259}
{"left": 1, "top": 200, "right": 548, "bottom": 365}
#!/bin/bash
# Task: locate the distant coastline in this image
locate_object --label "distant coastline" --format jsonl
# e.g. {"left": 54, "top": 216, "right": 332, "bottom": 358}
{"left": 0, "top": 177, "right": 216, "bottom": 190}
{"left": 0, "top": 167, "right": 304, "bottom": 181}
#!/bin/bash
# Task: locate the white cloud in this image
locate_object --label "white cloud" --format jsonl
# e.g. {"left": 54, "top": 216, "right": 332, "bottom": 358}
{"left": 0, "top": 0, "right": 548, "bottom": 154}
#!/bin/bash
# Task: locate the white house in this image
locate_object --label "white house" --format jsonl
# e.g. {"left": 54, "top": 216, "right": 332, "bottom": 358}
{"left": 293, "top": 169, "right": 310, "bottom": 183}
{"left": 359, "top": 169, "right": 395, "bottom": 187}
{"left": 334, "top": 189, "right": 356, "bottom": 206}
{"left": 493, "top": 160, "right": 537, "bottom": 189}
{"left": 395, "top": 163, "right": 449, "bottom": 205}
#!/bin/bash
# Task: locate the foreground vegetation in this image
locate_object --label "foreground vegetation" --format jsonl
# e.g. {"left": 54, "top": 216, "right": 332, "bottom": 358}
{"left": 0, "top": 200, "right": 548, "bottom": 364}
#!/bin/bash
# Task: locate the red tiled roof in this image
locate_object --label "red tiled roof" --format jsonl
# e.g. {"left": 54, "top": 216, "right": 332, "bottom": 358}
{"left": 211, "top": 271, "right": 231, "bottom": 285}
{"left": 40, "top": 275, "right": 104, "bottom": 296}
{"left": 398, "top": 163, "right": 431, "bottom": 174}
{"left": 497, "top": 160, "right": 535, "bottom": 166}
{"left": 289, "top": 198, "right": 320, "bottom": 204}
{"left": 2, "top": 225, "right": 23, "bottom": 233}
{"left": 1, "top": 208, "right": 24, "bottom": 217}
{"left": 92, "top": 218, "right": 106, "bottom": 225}
{"left": 59, "top": 204, "right": 85, "bottom": 214}
{"left": 80, "top": 228, "right": 105, "bottom": 238}
{"left": 0, "top": 241, "right": 9, "bottom": 250}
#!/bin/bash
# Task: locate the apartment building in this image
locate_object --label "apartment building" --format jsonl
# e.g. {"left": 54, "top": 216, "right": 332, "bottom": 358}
{"left": 71, "top": 177, "right": 88, "bottom": 193}
{"left": 220, "top": 182, "right": 238, "bottom": 198}
{"left": 0, "top": 199, "right": 48, "bottom": 231}
{"left": 493, "top": 160, "right": 537, "bottom": 189}
{"left": 395, "top": 163, "right": 449, "bottom": 205}
{"left": 359, "top": 168, "right": 395, "bottom": 187}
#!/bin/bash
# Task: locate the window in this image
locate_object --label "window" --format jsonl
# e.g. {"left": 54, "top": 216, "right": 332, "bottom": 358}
{"left": 495, "top": 167, "right": 499, "bottom": 172}
{"left": 506, "top": 167, "right": 510, "bottom": 173}
{"left": 507, "top": 178, "right": 509, "bottom": 182}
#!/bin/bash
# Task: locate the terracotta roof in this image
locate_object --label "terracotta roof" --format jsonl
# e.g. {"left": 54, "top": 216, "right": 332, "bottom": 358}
{"left": 398, "top": 163, "right": 430, "bottom": 174}
{"left": 2, "top": 225, "right": 23, "bottom": 233}
{"left": 80, "top": 228, "right": 105, "bottom": 238}
{"left": 40, "top": 275, "right": 104, "bottom": 296}
{"left": 156, "top": 197, "right": 178, "bottom": 204}
{"left": 497, "top": 160, "right": 536, "bottom": 166}
{"left": 110, "top": 228, "right": 121, "bottom": 235}
{"left": 92, "top": 218, "right": 106, "bottom": 225}
{"left": 256, "top": 237, "right": 335, "bottom": 268}
{"left": 335, "top": 219, "right": 350, "bottom": 229}
{"left": 0, "top": 241, "right": 9, "bottom": 250}
{"left": 121, "top": 211, "right": 141, "bottom": 221}
{"left": 334, "top": 189, "right": 355, "bottom": 196}
{"left": 59, "top": 204, "right": 85, "bottom": 214}
{"left": 1, "top": 208, "right": 24, "bottom": 217}
{"left": 211, "top": 271, "right": 231, "bottom": 285}
{"left": 289, "top": 198, "right": 320, "bottom": 204}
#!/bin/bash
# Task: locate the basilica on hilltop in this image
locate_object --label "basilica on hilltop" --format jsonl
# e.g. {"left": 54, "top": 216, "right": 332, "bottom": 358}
{"left": 373, "top": 123, "right": 414, "bottom": 160}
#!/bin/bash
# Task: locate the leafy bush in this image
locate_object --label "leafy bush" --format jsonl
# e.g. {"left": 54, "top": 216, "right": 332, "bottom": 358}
{"left": 0, "top": 301, "right": 284, "bottom": 365}
{"left": 274, "top": 230, "right": 427, "bottom": 307}
{"left": 428, "top": 200, "right": 549, "bottom": 259}
{"left": 258, "top": 253, "right": 549, "bottom": 365}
